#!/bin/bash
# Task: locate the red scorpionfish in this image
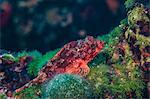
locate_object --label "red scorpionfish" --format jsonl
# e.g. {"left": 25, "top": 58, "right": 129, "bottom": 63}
{"left": 15, "top": 36, "right": 104, "bottom": 93}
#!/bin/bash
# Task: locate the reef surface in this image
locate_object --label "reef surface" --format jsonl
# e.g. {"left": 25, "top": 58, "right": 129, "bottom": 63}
{"left": 0, "top": 0, "right": 149, "bottom": 99}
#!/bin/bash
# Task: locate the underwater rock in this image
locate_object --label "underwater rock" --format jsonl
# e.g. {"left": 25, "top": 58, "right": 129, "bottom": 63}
{"left": 128, "top": 4, "right": 149, "bottom": 27}
{"left": 0, "top": 53, "right": 33, "bottom": 94}
{"left": 1, "top": 1, "right": 149, "bottom": 98}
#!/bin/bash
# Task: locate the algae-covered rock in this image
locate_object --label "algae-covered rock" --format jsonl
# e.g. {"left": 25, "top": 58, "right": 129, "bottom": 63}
{"left": 27, "top": 49, "right": 60, "bottom": 77}
{"left": 0, "top": 93, "right": 7, "bottom": 99}
{"left": 124, "top": 0, "right": 136, "bottom": 9}
{"left": 128, "top": 5, "right": 149, "bottom": 27}
{"left": 87, "top": 63, "right": 144, "bottom": 98}
{"left": 14, "top": 85, "right": 41, "bottom": 99}
{"left": 87, "top": 65, "right": 110, "bottom": 95}
{"left": 41, "top": 74, "right": 93, "bottom": 99}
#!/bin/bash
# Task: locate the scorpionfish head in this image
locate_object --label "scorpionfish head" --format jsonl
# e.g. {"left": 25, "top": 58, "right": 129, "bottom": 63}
{"left": 83, "top": 36, "right": 104, "bottom": 62}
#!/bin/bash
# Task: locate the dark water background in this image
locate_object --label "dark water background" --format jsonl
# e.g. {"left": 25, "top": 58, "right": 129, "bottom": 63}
{"left": 0, "top": 0, "right": 126, "bottom": 53}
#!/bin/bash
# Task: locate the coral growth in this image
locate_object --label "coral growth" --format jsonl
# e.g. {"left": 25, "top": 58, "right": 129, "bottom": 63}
{"left": 27, "top": 49, "right": 60, "bottom": 77}
{"left": 0, "top": 0, "right": 149, "bottom": 98}
{"left": 41, "top": 74, "right": 93, "bottom": 99}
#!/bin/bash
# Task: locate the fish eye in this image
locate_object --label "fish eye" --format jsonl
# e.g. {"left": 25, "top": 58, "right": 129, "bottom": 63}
{"left": 91, "top": 44, "right": 96, "bottom": 49}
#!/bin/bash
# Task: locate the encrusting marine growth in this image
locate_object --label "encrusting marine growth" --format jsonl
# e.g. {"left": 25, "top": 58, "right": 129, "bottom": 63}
{"left": 0, "top": 0, "right": 149, "bottom": 98}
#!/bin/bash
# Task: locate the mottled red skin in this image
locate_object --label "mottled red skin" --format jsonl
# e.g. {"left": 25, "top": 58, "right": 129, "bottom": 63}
{"left": 15, "top": 36, "right": 104, "bottom": 93}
